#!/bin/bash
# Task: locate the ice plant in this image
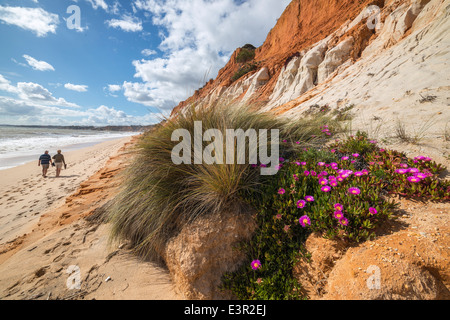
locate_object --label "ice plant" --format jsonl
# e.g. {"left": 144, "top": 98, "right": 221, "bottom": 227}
{"left": 305, "top": 195, "right": 315, "bottom": 202}
{"left": 341, "top": 156, "right": 349, "bottom": 160}
{"left": 278, "top": 188, "right": 285, "bottom": 195}
{"left": 251, "top": 260, "right": 261, "bottom": 270}
{"left": 321, "top": 186, "right": 331, "bottom": 192}
{"left": 334, "top": 203, "right": 344, "bottom": 211}
{"left": 348, "top": 187, "right": 361, "bottom": 195}
{"left": 299, "top": 215, "right": 311, "bottom": 228}
{"left": 296, "top": 200, "right": 306, "bottom": 209}
{"left": 369, "top": 207, "right": 378, "bottom": 215}
{"left": 319, "top": 178, "right": 328, "bottom": 186}
{"left": 407, "top": 176, "right": 421, "bottom": 183}
{"left": 334, "top": 211, "right": 344, "bottom": 220}
{"left": 339, "top": 217, "right": 349, "bottom": 226}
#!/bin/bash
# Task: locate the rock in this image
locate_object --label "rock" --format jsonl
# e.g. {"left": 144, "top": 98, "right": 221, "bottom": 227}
{"left": 293, "top": 233, "right": 348, "bottom": 299}
{"left": 318, "top": 37, "right": 354, "bottom": 83}
{"left": 164, "top": 209, "right": 256, "bottom": 300}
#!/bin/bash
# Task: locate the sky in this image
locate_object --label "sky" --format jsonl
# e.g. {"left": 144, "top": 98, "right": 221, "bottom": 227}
{"left": 0, "top": 0, "right": 291, "bottom": 126}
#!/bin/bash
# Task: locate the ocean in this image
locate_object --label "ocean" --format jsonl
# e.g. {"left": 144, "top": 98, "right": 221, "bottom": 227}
{"left": 0, "top": 126, "right": 139, "bottom": 170}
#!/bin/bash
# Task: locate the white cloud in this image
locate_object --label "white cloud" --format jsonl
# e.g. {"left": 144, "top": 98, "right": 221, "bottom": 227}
{"left": 23, "top": 54, "right": 55, "bottom": 71}
{"left": 17, "top": 82, "right": 81, "bottom": 108}
{"left": 86, "top": 0, "right": 108, "bottom": 11}
{"left": 0, "top": 74, "right": 19, "bottom": 94}
{"left": 141, "top": 49, "right": 157, "bottom": 56}
{"left": 106, "top": 14, "right": 143, "bottom": 32}
{"left": 64, "top": 83, "right": 88, "bottom": 92}
{"left": 108, "top": 84, "right": 122, "bottom": 92}
{"left": 0, "top": 5, "right": 59, "bottom": 37}
{"left": 129, "top": 0, "right": 290, "bottom": 110}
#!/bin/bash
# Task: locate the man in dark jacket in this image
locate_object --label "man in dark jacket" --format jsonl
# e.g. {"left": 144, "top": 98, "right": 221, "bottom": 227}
{"left": 38, "top": 150, "right": 52, "bottom": 178}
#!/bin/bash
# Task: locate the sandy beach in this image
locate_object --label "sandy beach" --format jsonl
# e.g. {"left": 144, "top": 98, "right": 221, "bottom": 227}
{"left": 0, "top": 135, "right": 181, "bottom": 300}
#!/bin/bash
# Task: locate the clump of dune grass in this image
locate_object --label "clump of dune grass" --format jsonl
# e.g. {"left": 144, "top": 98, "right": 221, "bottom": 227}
{"left": 107, "top": 104, "right": 340, "bottom": 262}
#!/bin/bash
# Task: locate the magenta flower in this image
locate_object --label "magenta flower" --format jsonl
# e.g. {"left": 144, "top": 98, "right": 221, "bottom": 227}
{"left": 407, "top": 176, "right": 421, "bottom": 183}
{"left": 279, "top": 157, "right": 285, "bottom": 162}
{"left": 304, "top": 170, "right": 310, "bottom": 176}
{"left": 331, "top": 149, "right": 336, "bottom": 153}
{"left": 341, "top": 156, "right": 349, "bottom": 160}
{"left": 369, "top": 207, "right": 378, "bottom": 215}
{"left": 354, "top": 171, "right": 363, "bottom": 177}
{"left": 334, "top": 203, "right": 344, "bottom": 211}
{"left": 321, "top": 185, "right": 331, "bottom": 192}
{"left": 301, "top": 162, "right": 307, "bottom": 166}
{"left": 305, "top": 195, "right": 315, "bottom": 202}
{"left": 278, "top": 188, "right": 286, "bottom": 195}
{"left": 339, "top": 217, "right": 349, "bottom": 226}
{"left": 318, "top": 162, "right": 326, "bottom": 166}
{"left": 415, "top": 173, "right": 427, "bottom": 179}
{"left": 319, "top": 178, "right": 328, "bottom": 186}
{"left": 295, "top": 161, "right": 301, "bottom": 166}
{"left": 296, "top": 200, "right": 306, "bottom": 209}
{"left": 362, "top": 169, "right": 369, "bottom": 175}
{"left": 334, "top": 211, "right": 344, "bottom": 220}
{"left": 299, "top": 215, "right": 311, "bottom": 227}
{"left": 251, "top": 260, "right": 262, "bottom": 270}
{"left": 293, "top": 174, "right": 299, "bottom": 181}
{"left": 311, "top": 171, "right": 317, "bottom": 176}
{"left": 329, "top": 180, "right": 338, "bottom": 187}
{"left": 395, "top": 169, "right": 408, "bottom": 174}
{"left": 352, "top": 153, "right": 360, "bottom": 157}
{"left": 348, "top": 187, "right": 361, "bottom": 195}
{"left": 409, "top": 168, "right": 419, "bottom": 174}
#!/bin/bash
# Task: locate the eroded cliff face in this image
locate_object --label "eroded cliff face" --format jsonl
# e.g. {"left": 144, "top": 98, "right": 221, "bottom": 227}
{"left": 171, "top": 0, "right": 449, "bottom": 139}
{"left": 171, "top": 0, "right": 384, "bottom": 115}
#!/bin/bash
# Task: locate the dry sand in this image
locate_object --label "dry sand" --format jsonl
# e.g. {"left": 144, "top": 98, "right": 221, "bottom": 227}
{"left": 0, "top": 136, "right": 182, "bottom": 300}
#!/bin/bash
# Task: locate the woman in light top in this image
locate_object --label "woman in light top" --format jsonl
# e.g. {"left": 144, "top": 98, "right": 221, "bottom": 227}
{"left": 52, "top": 150, "right": 66, "bottom": 177}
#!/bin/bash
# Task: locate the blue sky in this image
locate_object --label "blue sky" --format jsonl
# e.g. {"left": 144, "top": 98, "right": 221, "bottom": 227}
{"left": 0, "top": 0, "right": 290, "bottom": 126}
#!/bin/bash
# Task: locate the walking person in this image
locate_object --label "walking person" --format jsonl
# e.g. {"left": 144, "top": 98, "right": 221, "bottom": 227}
{"left": 38, "top": 150, "right": 52, "bottom": 178}
{"left": 52, "top": 150, "right": 66, "bottom": 178}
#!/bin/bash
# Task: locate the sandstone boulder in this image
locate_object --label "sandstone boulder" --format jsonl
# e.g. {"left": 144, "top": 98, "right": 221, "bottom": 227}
{"left": 164, "top": 210, "right": 256, "bottom": 299}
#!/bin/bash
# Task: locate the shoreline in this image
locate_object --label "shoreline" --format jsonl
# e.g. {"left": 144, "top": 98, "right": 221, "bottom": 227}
{"left": 0, "top": 133, "right": 181, "bottom": 300}
{"left": 0, "top": 132, "right": 140, "bottom": 171}
{"left": 0, "top": 136, "right": 137, "bottom": 248}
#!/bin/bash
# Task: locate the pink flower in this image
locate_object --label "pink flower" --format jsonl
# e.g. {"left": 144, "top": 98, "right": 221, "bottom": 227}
{"left": 339, "top": 217, "right": 349, "bottom": 226}
{"left": 369, "top": 207, "right": 378, "bottom": 215}
{"left": 348, "top": 187, "right": 361, "bottom": 195}
{"left": 415, "top": 173, "right": 427, "bottom": 179}
{"left": 251, "top": 260, "right": 261, "bottom": 270}
{"left": 329, "top": 180, "right": 338, "bottom": 187}
{"left": 295, "top": 162, "right": 301, "bottom": 166}
{"left": 305, "top": 195, "right": 315, "bottom": 202}
{"left": 352, "top": 153, "right": 360, "bottom": 157}
{"left": 275, "top": 214, "right": 282, "bottom": 220}
{"left": 334, "top": 211, "right": 344, "bottom": 220}
{"left": 354, "top": 171, "right": 363, "bottom": 177}
{"left": 284, "top": 225, "right": 290, "bottom": 232}
{"left": 319, "top": 178, "right": 328, "bottom": 186}
{"left": 334, "top": 203, "right": 344, "bottom": 211}
{"left": 408, "top": 168, "right": 419, "bottom": 174}
{"left": 301, "top": 162, "right": 307, "bottom": 166}
{"left": 293, "top": 174, "right": 299, "bottom": 181}
{"left": 296, "top": 200, "right": 306, "bottom": 209}
{"left": 311, "top": 171, "right": 317, "bottom": 176}
{"left": 407, "top": 176, "right": 421, "bottom": 183}
{"left": 395, "top": 169, "right": 408, "bottom": 174}
{"left": 331, "top": 149, "right": 336, "bottom": 153}
{"left": 299, "top": 215, "right": 311, "bottom": 227}
{"left": 318, "top": 162, "right": 326, "bottom": 166}
{"left": 321, "top": 186, "right": 331, "bottom": 192}
{"left": 278, "top": 188, "right": 286, "bottom": 195}
{"left": 341, "top": 156, "right": 349, "bottom": 160}
{"left": 304, "top": 170, "right": 310, "bottom": 176}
